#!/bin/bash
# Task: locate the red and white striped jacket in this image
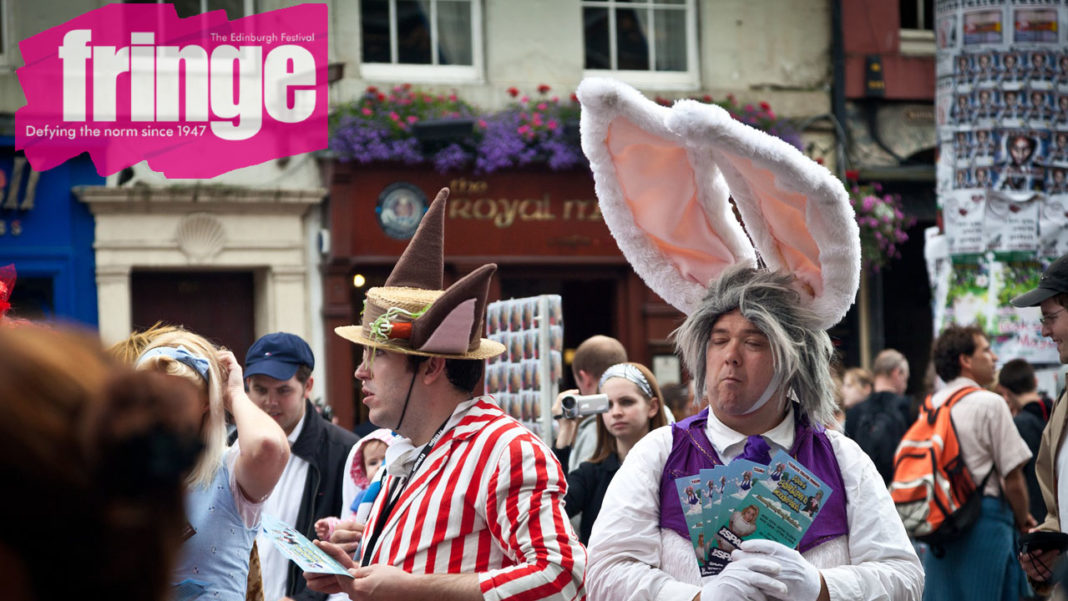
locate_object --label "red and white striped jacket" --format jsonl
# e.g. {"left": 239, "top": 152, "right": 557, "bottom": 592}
{"left": 359, "top": 397, "right": 586, "bottom": 601}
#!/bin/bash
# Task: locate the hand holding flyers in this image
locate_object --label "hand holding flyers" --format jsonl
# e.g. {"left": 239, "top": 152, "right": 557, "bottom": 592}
{"left": 675, "top": 450, "right": 833, "bottom": 577}
{"left": 261, "top": 514, "right": 353, "bottom": 578}
{"left": 732, "top": 539, "right": 823, "bottom": 601}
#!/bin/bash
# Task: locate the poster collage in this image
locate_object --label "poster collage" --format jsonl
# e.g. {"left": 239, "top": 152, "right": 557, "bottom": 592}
{"left": 932, "top": 0, "right": 1068, "bottom": 364}
{"left": 483, "top": 295, "right": 564, "bottom": 438}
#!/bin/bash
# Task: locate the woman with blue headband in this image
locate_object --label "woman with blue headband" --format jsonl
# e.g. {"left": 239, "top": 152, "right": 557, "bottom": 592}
{"left": 136, "top": 328, "right": 290, "bottom": 601}
{"left": 553, "top": 361, "right": 668, "bottom": 545}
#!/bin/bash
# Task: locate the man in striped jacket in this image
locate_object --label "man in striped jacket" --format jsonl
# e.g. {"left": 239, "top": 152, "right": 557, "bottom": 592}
{"left": 306, "top": 188, "right": 587, "bottom": 601}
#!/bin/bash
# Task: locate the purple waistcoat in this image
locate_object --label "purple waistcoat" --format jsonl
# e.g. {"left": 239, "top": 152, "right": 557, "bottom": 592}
{"left": 659, "top": 407, "right": 849, "bottom": 553}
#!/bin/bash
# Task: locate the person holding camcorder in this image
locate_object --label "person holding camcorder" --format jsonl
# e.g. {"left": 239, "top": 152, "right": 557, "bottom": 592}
{"left": 552, "top": 361, "right": 669, "bottom": 544}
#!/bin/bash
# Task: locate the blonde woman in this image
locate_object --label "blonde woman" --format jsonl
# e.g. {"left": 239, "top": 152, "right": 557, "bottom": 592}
{"left": 136, "top": 329, "right": 289, "bottom": 601}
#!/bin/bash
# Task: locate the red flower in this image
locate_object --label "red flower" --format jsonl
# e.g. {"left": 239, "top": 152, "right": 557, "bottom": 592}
{"left": 376, "top": 93, "right": 386, "bottom": 102}
{"left": 402, "top": 83, "right": 412, "bottom": 90}
{"left": 570, "top": 93, "right": 579, "bottom": 103}
{"left": 537, "top": 83, "right": 551, "bottom": 93}
{"left": 759, "top": 101, "right": 771, "bottom": 112}
{"left": 702, "top": 94, "right": 713, "bottom": 103}
{"left": 508, "top": 87, "right": 520, "bottom": 97}
{"left": 366, "top": 85, "right": 378, "bottom": 94}
{"left": 655, "top": 96, "right": 671, "bottom": 106}
{"left": 815, "top": 157, "right": 825, "bottom": 165}
{"left": 845, "top": 169, "right": 860, "bottom": 181}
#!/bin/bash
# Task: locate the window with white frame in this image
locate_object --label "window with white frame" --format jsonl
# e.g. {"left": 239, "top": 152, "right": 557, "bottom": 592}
{"left": 360, "top": 0, "right": 482, "bottom": 83}
{"left": 582, "top": 0, "right": 698, "bottom": 89}
{"left": 125, "top": 0, "right": 256, "bottom": 20}
{"left": 899, "top": 0, "right": 934, "bottom": 56}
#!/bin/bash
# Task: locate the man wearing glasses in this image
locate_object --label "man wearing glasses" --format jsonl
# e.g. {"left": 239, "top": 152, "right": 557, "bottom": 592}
{"left": 1012, "top": 255, "right": 1068, "bottom": 589}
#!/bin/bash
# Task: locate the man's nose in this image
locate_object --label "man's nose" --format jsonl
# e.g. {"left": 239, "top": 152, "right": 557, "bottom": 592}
{"left": 724, "top": 340, "right": 742, "bottom": 364}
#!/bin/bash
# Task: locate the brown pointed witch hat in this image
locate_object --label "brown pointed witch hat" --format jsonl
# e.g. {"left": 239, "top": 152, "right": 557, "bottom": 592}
{"left": 334, "top": 188, "right": 506, "bottom": 360}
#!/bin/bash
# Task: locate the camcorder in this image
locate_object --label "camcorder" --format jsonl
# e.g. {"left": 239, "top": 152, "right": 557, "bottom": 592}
{"left": 560, "top": 393, "right": 610, "bottom": 419}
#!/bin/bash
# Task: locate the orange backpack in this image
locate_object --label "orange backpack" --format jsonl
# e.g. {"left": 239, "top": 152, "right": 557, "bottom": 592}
{"left": 889, "top": 386, "right": 992, "bottom": 551}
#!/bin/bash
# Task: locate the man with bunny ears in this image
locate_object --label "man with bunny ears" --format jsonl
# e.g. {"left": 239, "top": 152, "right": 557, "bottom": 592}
{"left": 577, "top": 78, "right": 922, "bottom": 601}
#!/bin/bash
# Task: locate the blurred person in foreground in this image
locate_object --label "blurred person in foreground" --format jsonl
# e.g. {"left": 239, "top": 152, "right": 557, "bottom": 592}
{"left": 0, "top": 325, "right": 203, "bottom": 601}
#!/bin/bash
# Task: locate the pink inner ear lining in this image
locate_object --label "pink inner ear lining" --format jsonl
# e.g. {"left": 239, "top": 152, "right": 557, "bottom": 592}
{"left": 606, "top": 118, "right": 738, "bottom": 287}
{"left": 415, "top": 298, "right": 477, "bottom": 354}
{"left": 728, "top": 156, "right": 823, "bottom": 298}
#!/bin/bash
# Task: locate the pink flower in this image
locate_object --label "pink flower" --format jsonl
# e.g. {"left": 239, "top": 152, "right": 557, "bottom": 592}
{"left": 389, "top": 112, "right": 400, "bottom": 121}
{"left": 551, "top": 96, "right": 559, "bottom": 103}
{"left": 537, "top": 102, "right": 547, "bottom": 111}
{"left": 407, "top": 115, "right": 418, "bottom": 124}
{"left": 520, "top": 95, "right": 529, "bottom": 104}
{"left": 361, "top": 108, "right": 372, "bottom": 116}
{"left": 533, "top": 114, "right": 543, "bottom": 126}
{"left": 449, "top": 93, "right": 458, "bottom": 102}
{"left": 547, "top": 120, "right": 559, "bottom": 130}
{"left": 518, "top": 124, "right": 531, "bottom": 134}
{"left": 744, "top": 104, "right": 755, "bottom": 113}
{"left": 862, "top": 196, "right": 876, "bottom": 212}
{"left": 478, "top": 119, "right": 488, "bottom": 128}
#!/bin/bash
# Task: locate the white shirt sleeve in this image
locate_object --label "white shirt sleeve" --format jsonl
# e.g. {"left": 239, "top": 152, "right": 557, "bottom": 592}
{"left": 586, "top": 427, "right": 702, "bottom": 601}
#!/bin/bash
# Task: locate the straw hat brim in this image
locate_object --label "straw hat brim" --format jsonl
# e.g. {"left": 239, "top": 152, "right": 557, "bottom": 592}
{"left": 335, "top": 325, "right": 506, "bottom": 360}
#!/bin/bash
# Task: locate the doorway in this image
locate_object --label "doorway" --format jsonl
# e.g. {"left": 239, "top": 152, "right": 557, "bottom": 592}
{"left": 131, "top": 270, "right": 255, "bottom": 356}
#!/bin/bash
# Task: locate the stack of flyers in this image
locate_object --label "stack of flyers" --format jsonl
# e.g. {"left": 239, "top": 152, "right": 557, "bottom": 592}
{"left": 675, "top": 450, "right": 832, "bottom": 577}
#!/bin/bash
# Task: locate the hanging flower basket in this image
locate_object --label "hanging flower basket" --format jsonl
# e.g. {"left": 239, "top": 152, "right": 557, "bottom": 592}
{"left": 847, "top": 178, "right": 914, "bottom": 272}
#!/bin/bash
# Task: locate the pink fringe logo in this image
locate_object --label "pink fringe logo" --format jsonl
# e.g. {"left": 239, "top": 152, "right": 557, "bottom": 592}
{"left": 16, "top": 3, "right": 328, "bottom": 178}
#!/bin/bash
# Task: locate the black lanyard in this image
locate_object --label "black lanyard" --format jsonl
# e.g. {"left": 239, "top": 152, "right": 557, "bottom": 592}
{"left": 360, "top": 417, "right": 450, "bottom": 566}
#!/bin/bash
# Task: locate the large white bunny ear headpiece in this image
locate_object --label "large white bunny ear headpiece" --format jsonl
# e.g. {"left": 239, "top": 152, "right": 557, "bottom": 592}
{"left": 578, "top": 78, "right": 860, "bottom": 329}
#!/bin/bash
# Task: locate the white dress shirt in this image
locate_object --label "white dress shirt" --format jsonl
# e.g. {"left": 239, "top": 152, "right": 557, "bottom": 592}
{"left": 257, "top": 413, "right": 309, "bottom": 601}
{"left": 586, "top": 407, "right": 923, "bottom": 601}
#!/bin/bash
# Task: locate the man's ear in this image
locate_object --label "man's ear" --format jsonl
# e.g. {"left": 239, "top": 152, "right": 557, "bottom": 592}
{"left": 959, "top": 352, "right": 973, "bottom": 374}
{"left": 422, "top": 356, "right": 448, "bottom": 384}
{"left": 575, "top": 369, "right": 594, "bottom": 393}
{"left": 304, "top": 375, "right": 315, "bottom": 399}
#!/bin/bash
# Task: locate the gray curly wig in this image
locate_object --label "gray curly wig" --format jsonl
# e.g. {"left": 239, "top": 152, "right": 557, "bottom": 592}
{"left": 672, "top": 265, "right": 838, "bottom": 427}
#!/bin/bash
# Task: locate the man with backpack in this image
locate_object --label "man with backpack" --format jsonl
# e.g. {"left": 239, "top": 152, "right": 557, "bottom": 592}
{"left": 845, "top": 349, "right": 912, "bottom": 484}
{"left": 1011, "top": 254, "right": 1068, "bottom": 589}
{"left": 920, "top": 325, "right": 1033, "bottom": 600}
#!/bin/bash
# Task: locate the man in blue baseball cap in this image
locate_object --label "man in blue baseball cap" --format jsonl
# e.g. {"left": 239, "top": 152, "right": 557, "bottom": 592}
{"left": 242, "top": 332, "right": 358, "bottom": 601}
